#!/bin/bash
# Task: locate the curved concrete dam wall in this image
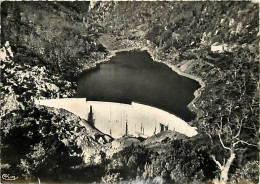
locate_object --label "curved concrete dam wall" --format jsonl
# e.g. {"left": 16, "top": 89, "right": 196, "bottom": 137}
{"left": 36, "top": 98, "right": 198, "bottom": 138}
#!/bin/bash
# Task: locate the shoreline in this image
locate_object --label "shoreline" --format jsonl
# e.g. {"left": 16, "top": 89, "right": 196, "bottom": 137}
{"left": 88, "top": 39, "right": 205, "bottom": 122}
{"left": 139, "top": 46, "right": 205, "bottom": 114}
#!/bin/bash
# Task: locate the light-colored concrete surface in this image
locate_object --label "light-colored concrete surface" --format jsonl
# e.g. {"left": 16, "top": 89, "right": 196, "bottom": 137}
{"left": 36, "top": 98, "right": 198, "bottom": 138}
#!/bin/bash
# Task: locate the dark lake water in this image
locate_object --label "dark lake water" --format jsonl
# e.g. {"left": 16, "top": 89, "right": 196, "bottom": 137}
{"left": 76, "top": 50, "right": 200, "bottom": 121}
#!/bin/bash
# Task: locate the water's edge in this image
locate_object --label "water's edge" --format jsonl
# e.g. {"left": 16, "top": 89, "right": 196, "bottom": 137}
{"left": 81, "top": 44, "right": 205, "bottom": 123}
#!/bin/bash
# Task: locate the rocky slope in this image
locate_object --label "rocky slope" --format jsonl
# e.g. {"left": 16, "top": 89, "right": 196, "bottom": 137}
{"left": 1, "top": 1, "right": 259, "bottom": 183}
{"left": 1, "top": 2, "right": 106, "bottom": 81}
{"left": 87, "top": 1, "right": 259, "bottom": 183}
{"left": 0, "top": 44, "right": 114, "bottom": 182}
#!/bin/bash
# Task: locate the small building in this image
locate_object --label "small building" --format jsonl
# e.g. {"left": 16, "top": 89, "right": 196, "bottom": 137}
{"left": 211, "top": 42, "right": 232, "bottom": 53}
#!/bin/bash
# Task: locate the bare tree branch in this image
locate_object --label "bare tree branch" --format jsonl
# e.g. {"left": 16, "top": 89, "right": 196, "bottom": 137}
{"left": 227, "top": 125, "right": 233, "bottom": 137}
{"left": 234, "top": 148, "right": 247, "bottom": 151}
{"left": 216, "top": 120, "right": 222, "bottom": 132}
{"left": 234, "top": 138, "right": 259, "bottom": 148}
{"left": 211, "top": 155, "right": 223, "bottom": 170}
{"left": 233, "top": 140, "right": 241, "bottom": 148}
{"left": 243, "top": 125, "right": 256, "bottom": 131}
{"left": 218, "top": 133, "right": 232, "bottom": 151}
{"left": 227, "top": 100, "right": 233, "bottom": 115}
{"left": 234, "top": 120, "right": 243, "bottom": 139}
{"left": 204, "top": 129, "right": 213, "bottom": 143}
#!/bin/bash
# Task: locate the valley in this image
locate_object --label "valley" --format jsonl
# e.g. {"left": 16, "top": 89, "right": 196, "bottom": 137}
{"left": 1, "top": 1, "right": 259, "bottom": 183}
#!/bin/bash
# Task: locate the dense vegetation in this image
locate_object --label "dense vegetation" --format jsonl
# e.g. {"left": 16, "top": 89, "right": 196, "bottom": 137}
{"left": 91, "top": 2, "right": 259, "bottom": 183}
{"left": 1, "top": 1, "right": 259, "bottom": 183}
{"left": 102, "top": 135, "right": 215, "bottom": 183}
{"left": 1, "top": 2, "right": 106, "bottom": 81}
{"left": 1, "top": 2, "right": 106, "bottom": 183}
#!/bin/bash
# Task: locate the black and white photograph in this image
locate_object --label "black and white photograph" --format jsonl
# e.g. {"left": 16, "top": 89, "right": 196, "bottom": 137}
{"left": 0, "top": 0, "right": 259, "bottom": 183}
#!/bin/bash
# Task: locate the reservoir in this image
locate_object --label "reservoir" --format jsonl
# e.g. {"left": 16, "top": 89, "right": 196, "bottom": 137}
{"left": 76, "top": 50, "right": 200, "bottom": 122}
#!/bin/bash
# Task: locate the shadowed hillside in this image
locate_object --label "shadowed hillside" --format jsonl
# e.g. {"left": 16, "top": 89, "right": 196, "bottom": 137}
{"left": 1, "top": 1, "right": 259, "bottom": 183}
{"left": 1, "top": 1, "right": 106, "bottom": 81}
{"left": 89, "top": 1, "right": 259, "bottom": 183}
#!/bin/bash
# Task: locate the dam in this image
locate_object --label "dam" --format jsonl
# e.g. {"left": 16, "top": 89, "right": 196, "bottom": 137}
{"left": 76, "top": 50, "right": 200, "bottom": 122}
{"left": 36, "top": 98, "right": 198, "bottom": 138}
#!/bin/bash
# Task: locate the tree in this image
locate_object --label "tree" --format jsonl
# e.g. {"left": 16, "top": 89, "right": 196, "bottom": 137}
{"left": 198, "top": 47, "right": 259, "bottom": 184}
{"left": 202, "top": 92, "right": 259, "bottom": 184}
